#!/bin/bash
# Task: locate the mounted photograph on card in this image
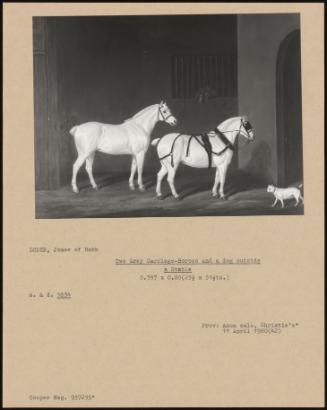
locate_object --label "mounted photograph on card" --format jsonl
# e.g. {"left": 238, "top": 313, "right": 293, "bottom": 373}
{"left": 33, "top": 14, "right": 304, "bottom": 218}
{"left": 4, "top": 3, "right": 324, "bottom": 408}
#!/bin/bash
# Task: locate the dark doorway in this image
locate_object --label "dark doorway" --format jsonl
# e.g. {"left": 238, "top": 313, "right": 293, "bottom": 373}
{"left": 276, "top": 30, "right": 303, "bottom": 186}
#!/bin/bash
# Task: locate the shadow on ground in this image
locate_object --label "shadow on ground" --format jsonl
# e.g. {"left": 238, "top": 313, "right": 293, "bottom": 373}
{"left": 35, "top": 168, "right": 304, "bottom": 219}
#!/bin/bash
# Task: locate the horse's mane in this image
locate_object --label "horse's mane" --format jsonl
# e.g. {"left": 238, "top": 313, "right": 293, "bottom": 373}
{"left": 124, "top": 104, "right": 158, "bottom": 123}
{"left": 218, "top": 116, "right": 242, "bottom": 130}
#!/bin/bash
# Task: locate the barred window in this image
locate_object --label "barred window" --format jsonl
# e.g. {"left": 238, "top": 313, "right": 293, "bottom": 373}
{"left": 171, "top": 54, "right": 237, "bottom": 100}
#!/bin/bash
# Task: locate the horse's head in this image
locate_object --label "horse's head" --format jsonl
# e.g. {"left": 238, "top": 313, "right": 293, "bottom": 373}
{"left": 158, "top": 101, "right": 177, "bottom": 126}
{"left": 239, "top": 116, "right": 255, "bottom": 141}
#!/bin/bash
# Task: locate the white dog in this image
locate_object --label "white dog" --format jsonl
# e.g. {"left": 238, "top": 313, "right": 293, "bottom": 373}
{"left": 267, "top": 184, "right": 304, "bottom": 208}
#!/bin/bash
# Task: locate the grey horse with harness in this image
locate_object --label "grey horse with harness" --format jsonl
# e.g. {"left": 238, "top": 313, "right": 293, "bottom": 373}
{"left": 151, "top": 116, "right": 254, "bottom": 200}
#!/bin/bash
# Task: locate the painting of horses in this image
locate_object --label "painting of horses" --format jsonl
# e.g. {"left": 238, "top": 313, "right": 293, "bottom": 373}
{"left": 33, "top": 13, "right": 304, "bottom": 218}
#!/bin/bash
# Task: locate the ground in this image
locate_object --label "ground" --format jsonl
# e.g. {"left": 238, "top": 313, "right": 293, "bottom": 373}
{"left": 35, "top": 168, "right": 304, "bottom": 219}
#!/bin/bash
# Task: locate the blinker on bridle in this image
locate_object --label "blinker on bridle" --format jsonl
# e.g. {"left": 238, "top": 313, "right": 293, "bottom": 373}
{"left": 241, "top": 118, "right": 253, "bottom": 137}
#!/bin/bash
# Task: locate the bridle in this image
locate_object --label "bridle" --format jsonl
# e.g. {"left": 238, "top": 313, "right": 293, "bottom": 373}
{"left": 240, "top": 118, "right": 253, "bottom": 139}
{"left": 158, "top": 104, "right": 174, "bottom": 122}
{"left": 215, "top": 118, "right": 253, "bottom": 140}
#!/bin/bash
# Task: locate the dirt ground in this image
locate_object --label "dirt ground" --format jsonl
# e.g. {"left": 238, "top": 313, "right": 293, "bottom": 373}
{"left": 35, "top": 168, "right": 304, "bottom": 219}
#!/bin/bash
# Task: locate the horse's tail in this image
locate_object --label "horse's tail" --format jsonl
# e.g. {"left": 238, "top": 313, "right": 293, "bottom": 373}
{"left": 69, "top": 126, "right": 78, "bottom": 137}
{"left": 151, "top": 138, "right": 160, "bottom": 147}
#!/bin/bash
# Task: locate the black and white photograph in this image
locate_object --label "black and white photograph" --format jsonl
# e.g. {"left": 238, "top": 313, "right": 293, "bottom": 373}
{"left": 33, "top": 13, "right": 304, "bottom": 218}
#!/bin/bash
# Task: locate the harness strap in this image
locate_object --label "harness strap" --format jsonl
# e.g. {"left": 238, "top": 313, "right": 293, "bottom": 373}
{"left": 158, "top": 128, "right": 235, "bottom": 168}
{"left": 158, "top": 133, "right": 183, "bottom": 167}
{"left": 196, "top": 132, "right": 235, "bottom": 159}
{"left": 186, "top": 135, "right": 194, "bottom": 157}
{"left": 201, "top": 133, "right": 213, "bottom": 168}
{"left": 215, "top": 127, "right": 235, "bottom": 151}
{"left": 212, "top": 145, "right": 231, "bottom": 156}
{"left": 187, "top": 132, "right": 234, "bottom": 167}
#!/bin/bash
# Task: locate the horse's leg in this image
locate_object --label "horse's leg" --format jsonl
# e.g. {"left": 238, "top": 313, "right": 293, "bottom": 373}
{"left": 129, "top": 156, "right": 137, "bottom": 190}
{"left": 71, "top": 153, "right": 88, "bottom": 193}
{"left": 136, "top": 151, "right": 146, "bottom": 191}
{"left": 85, "top": 152, "right": 98, "bottom": 190}
{"left": 212, "top": 167, "right": 220, "bottom": 197}
{"left": 167, "top": 161, "right": 180, "bottom": 200}
{"left": 156, "top": 164, "right": 168, "bottom": 199}
{"left": 218, "top": 164, "right": 228, "bottom": 199}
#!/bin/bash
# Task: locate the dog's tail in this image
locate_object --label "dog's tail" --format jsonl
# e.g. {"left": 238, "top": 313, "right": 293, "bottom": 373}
{"left": 298, "top": 183, "right": 303, "bottom": 189}
{"left": 151, "top": 138, "right": 160, "bottom": 147}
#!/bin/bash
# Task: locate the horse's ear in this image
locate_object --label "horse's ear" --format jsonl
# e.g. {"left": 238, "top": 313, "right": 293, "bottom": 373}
{"left": 159, "top": 100, "right": 163, "bottom": 105}
{"left": 242, "top": 115, "right": 248, "bottom": 122}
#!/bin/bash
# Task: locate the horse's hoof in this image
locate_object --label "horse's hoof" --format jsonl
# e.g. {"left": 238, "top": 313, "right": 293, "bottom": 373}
{"left": 72, "top": 187, "right": 79, "bottom": 194}
{"left": 174, "top": 195, "right": 181, "bottom": 201}
{"left": 129, "top": 185, "right": 135, "bottom": 191}
{"left": 212, "top": 193, "right": 218, "bottom": 198}
{"left": 157, "top": 195, "right": 163, "bottom": 200}
{"left": 139, "top": 186, "right": 146, "bottom": 192}
{"left": 93, "top": 186, "right": 99, "bottom": 191}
